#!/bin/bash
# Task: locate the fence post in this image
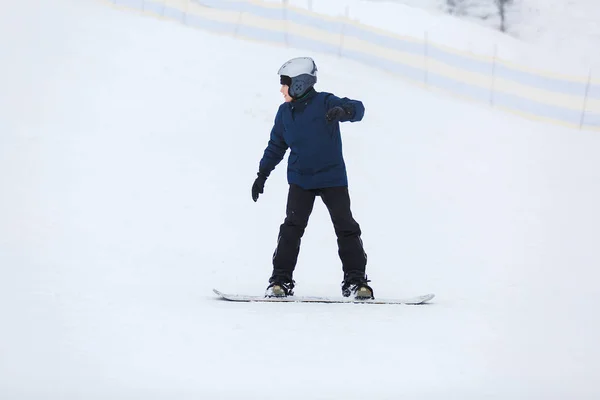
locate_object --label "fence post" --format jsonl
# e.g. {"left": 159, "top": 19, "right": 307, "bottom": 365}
{"left": 338, "top": 6, "right": 349, "bottom": 57}
{"left": 234, "top": 12, "right": 243, "bottom": 38}
{"left": 580, "top": 68, "right": 592, "bottom": 130}
{"left": 307, "top": 0, "right": 312, "bottom": 11}
{"left": 161, "top": 0, "right": 166, "bottom": 17}
{"left": 423, "top": 31, "right": 429, "bottom": 86}
{"left": 283, "top": 0, "right": 289, "bottom": 47}
{"left": 184, "top": 0, "right": 189, "bottom": 24}
{"left": 490, "top": 44, "right": 498, "bottom": 106}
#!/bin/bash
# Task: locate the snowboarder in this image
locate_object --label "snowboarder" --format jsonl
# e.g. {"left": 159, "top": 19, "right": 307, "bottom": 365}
{"left": 252, "top": 57, "right": 374, "bottom": 300}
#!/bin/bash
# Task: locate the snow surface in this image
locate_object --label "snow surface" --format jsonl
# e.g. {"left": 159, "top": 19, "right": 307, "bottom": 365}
{"left": 1, "top": 0, "right": 600, "bottom": 399}
{"left": 282, "top": 0, "right": 600, "bottom": 76}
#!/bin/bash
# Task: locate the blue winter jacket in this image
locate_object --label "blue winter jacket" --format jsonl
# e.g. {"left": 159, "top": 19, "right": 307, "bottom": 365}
{"left": 258, "top": 89, "right": 365, "bottom": 190}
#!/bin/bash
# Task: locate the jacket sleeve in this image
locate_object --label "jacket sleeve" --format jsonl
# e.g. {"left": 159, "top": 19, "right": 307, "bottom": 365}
{"left": 325, "top": 93, "right": 365, "bottom": 122}
{"left": 258, "top": 107, "right": 289, "bottom": 177}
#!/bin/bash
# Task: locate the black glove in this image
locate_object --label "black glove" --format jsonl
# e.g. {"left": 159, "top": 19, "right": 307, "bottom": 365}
{"left": 325, "top": 105, "right": 354, "bottom": 122}
{"left": 251, "top": 172, "right": 268, "bottom": 202}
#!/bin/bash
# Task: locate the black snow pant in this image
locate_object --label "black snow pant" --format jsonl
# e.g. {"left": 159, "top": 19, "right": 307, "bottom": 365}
{"left": 270, "top": 184, "right": 367, "bottom": 282}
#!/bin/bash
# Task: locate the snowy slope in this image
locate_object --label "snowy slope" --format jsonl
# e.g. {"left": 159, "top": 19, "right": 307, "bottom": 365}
{"left": 276, "top": 0, "right": 598, "bottom": 78}
{"left": 511, "top": 0, "right": 600, "bottom": 68}
{"left": 1, "top": 0, "right": 600, "bottom": 399}
{"left": 355, "top": 0, "right": 600, "bottom": 69}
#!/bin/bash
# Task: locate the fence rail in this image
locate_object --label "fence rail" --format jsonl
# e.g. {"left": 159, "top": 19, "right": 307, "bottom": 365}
{"left": 109, "top": 0, "right": 600, "bottom": 131}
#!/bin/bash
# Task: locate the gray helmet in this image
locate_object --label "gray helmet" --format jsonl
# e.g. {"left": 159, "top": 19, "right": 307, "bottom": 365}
{"left": 278, "top": 57, "right": 318, "bottom": 98}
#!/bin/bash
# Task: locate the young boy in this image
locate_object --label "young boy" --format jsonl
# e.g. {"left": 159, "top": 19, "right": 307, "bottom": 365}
{"left": 252, "top": 57, "right": 374, "bottom": 300}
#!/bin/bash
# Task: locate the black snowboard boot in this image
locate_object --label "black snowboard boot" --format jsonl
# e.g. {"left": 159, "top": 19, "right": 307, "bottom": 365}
{"left": 341, "top": 275, "right": 374, "bottom": 300}
{"left": 265, "top": 276, "right": 295, "bottom": 297}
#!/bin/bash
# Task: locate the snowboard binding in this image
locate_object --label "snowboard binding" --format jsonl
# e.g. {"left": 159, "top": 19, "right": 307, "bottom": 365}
{"left": 265, "top": 277, "right": 295, "bottom": 297}
{"left": 341, "top": 275, "right": 374, "bottom": 300}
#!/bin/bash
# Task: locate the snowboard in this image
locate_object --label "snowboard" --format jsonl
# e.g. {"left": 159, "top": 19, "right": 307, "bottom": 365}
{"left": 213, "top": 289, "right": 434, "bottom": 305}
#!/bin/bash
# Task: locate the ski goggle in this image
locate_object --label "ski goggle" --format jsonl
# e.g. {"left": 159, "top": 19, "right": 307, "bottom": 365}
{"left": 280, "top": 75, "right": 292, "bottom": 86}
